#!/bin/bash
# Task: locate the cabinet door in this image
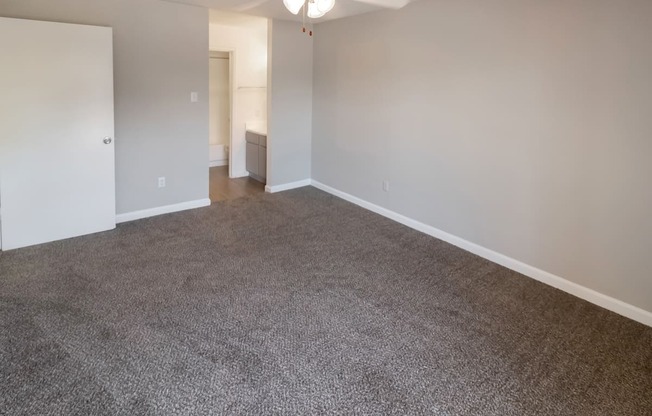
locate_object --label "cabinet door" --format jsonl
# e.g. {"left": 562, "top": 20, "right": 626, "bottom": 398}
{"left": 258, "top": 146, "right": 267, "bottom": 180}
{"left": 246, "top": 142, "right": 259, "bottom": 175}
{"left": 245, "top": 131, "right": 259, "bottom": 145}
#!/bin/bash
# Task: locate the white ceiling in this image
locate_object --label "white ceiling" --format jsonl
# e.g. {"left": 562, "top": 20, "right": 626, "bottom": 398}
{"left": 208, "top": 9, "right": 268, "bottom": 27}
{"left": 159, "top": 0, "right": 417, "bottom": 23}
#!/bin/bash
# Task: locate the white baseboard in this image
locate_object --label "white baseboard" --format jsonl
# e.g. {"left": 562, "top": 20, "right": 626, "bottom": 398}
{"left": 209, "top": 160, "right": 228, "bottom": 167}
{"left": 310, "top": 180, "right": 652, "bottom": 327}
{"left": 116, "top": 198, "right": 211, "bottom": 224}
{"left": 231, "top": 170, "right": 249, "bottom": 179}
{"left": 265, "top": 179, "right": 312, "bottom": 194}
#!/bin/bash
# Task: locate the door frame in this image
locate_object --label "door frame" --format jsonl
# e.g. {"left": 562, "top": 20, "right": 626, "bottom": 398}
{"left": 209, "top": 49, "right": 235, "bottom": 178}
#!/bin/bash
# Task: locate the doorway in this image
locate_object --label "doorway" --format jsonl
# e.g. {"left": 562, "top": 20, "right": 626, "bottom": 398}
{"left": 208, "top": 50, "right": 265, "bottom": 202}
{"left": 208, "top": 10, "right": 268, "bottom": 204}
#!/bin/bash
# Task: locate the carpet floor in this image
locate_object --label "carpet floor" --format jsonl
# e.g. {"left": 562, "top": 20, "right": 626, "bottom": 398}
{"left": 1, "top": 187, "right": 650, "bottom": 415}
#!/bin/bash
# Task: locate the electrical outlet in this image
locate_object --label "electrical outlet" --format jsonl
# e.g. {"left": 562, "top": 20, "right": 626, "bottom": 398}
{"left": 158, "top": 177, "right": 166, "bottom": 188}
{"left": 190, "top": 92, "right": 198, "bottom": 103}
{"left": 383, "top": 180, "right": 390, "bottom": 192}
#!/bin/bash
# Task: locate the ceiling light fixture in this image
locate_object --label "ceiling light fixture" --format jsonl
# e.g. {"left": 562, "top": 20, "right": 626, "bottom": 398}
{"left": 283, "top": 0, "right": 306, "bottom": 15}
{"left": 284, "top": 0, "right": 335, "bottom": 36}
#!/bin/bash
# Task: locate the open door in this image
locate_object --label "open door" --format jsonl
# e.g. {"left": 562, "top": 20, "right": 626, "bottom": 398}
{"left": 0, "top": 17, "right": 115, "bottom": 250}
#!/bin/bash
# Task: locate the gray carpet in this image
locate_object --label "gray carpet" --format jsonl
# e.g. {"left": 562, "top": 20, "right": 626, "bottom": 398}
{"left": 1, "top": 187, "right": 650, "bottom": 416}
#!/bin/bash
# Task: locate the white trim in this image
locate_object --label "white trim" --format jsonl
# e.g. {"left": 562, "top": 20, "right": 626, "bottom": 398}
{"left": 231, "top": 170, "right": 249, "bottom": 179}
{"left": 209, "top": 160, "right": 228, "bottom": 167}
{"left": 310, "top": 180, "right": 652, "bottom": 328}
{"left": 265, "top": 179, "right": 312, "bottom": 194}
{"left": 116, "top": 198, "right": 211, "bottom": 224}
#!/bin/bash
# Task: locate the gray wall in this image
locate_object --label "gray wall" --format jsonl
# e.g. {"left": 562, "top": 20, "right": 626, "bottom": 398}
{"left": 0, "top": 0, "right": 209, "bottom": 214}
{"left": 312, "top": 0, "right": 652, "bottom": 311}
{"left": 267, "top": 19, "right": 312, "bottom": 187}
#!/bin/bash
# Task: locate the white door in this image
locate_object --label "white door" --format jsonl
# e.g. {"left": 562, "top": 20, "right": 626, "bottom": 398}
{"left": 0, "top": 17, "right": 115, "bottom": 250}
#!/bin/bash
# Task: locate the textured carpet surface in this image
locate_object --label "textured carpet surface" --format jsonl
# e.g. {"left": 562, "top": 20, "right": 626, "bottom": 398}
{"left": 1, "top": 187, "right": 651, "bottom": 415}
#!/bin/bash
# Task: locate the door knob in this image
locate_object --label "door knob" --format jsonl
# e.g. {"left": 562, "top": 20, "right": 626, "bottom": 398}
{"left": 103, "top": 137, "right": 112, "bottom": 144}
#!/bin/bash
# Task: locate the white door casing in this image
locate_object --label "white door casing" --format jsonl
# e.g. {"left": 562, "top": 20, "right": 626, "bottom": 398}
{"left": 209, "top": 53, "right": 231, "bottom": 149}
{"left": 0, "top": 17, "right": 116, "bottom": 250}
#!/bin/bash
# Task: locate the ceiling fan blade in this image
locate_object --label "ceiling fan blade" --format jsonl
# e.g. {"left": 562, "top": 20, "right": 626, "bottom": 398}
{"left": 352, "top": 0, "right": 412, "bottom": 9}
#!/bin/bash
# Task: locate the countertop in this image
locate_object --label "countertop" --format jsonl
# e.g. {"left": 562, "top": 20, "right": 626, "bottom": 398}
{"left": 245, "top": 122, "right": 267, "bottom": 136}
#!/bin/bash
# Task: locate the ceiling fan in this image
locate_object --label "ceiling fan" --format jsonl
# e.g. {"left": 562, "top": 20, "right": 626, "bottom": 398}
{"left": 283, "top": 0, "right": 412, "bottom": 19}
{"left": 279, "top": 0, "right": 412, "bottom": 35}
{"left": 158, "top": 0, "right": 416, "bottom": 25}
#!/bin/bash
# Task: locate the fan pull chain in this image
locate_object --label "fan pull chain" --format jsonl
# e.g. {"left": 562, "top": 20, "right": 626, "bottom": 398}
{"left": 300, "top": 2, "right": 313, "bottom": 37}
